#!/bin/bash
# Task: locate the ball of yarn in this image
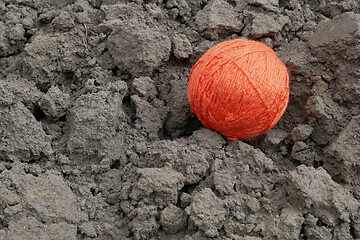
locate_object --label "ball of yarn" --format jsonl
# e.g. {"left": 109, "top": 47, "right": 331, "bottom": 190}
{"left": 187, "top": 38, "right": 289, "bottom": 140}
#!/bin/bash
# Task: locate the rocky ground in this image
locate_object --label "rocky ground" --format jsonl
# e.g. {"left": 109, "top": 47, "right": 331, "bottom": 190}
{"left": 0, "top": 0, "right": 360, "bottom": 239}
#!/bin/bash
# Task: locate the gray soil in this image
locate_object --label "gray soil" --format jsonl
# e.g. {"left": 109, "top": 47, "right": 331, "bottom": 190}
{"left": 0, "top": 0, "right": 360, "bottom": 239}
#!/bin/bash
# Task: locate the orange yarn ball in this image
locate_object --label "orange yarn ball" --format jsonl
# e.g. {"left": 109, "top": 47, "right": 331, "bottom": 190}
{"left": 188, "top": 38, "right": 289, "bottom": 140}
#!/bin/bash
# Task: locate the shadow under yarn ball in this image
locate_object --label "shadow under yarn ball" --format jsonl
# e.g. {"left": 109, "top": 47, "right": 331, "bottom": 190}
{"left": 187, "top": 38, "right": 289, "bottom": 140}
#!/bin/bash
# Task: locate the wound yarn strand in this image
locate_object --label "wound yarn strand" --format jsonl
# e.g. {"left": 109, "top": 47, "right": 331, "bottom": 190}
{"left": 187, "top": 38, "right": 289, "bottom": 140}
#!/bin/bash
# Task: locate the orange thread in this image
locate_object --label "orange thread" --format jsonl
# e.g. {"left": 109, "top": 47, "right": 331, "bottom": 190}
{"left": 187, "top": 38, "right": 289, "bottom": 140}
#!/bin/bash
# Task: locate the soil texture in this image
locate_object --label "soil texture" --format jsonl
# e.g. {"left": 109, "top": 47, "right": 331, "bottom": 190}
{"left": 0, "top": 0, "right": 360, "bottom": 239}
